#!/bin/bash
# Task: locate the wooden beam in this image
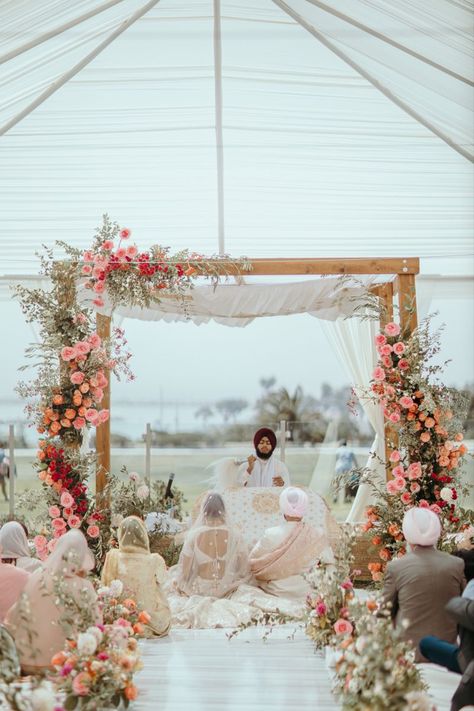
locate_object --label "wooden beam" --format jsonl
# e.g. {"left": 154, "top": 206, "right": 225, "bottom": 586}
{"left": 95, "top": 313, "right": 111, "bottom": 506}
{"left": 395, "top": 274, "right": 418, "bottom": 337}
{"left": 376, "top": 281, "right": 398, "bottom": 481}
{"left": 195, "top": 257, "right": 420, "bottom": 276}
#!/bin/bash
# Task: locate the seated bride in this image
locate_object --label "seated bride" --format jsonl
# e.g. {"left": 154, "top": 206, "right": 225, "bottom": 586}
{"left": 249, "top": 487, "right": 334, "bottom": 599}
{"left": 175, "top": 492, "right": 251, "bottom": 598}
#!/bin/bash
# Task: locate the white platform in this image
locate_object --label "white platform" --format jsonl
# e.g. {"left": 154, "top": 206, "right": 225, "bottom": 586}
{"left": 134, "top": 627, "right": 460, "bottom": 710}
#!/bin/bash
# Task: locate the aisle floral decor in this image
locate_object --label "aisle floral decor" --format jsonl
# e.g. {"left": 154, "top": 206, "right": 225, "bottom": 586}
{"left": 361, "top": 317, "right": 470, "bottom": 580}
{"left": 97, "top": 579, "right": 152, "bottom": 637}
{"left": 305, "top": 525, "right": 358, "bottom": 650}
{"left": 51, "top": 620, "right": 142, "bottom": 710}
{"left": 14, "top": 215, "right": 249, "bottom": 563}
{"left": 333, "top": 597, "right": 433, "bottom": 711}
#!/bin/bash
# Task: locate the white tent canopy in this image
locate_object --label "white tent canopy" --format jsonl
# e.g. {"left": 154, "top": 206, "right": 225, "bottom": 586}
{"left": 0, "top": 0, "right": 472, "bottom": 277}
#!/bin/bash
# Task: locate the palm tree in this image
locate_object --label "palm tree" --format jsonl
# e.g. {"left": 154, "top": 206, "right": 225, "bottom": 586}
{"left": 256, "top": 385, "right": 324, "bottom": 442}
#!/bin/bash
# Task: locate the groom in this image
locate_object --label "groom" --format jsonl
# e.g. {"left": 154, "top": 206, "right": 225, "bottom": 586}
{"left": 238, "top": 428, "right": 290, "bottom": 488}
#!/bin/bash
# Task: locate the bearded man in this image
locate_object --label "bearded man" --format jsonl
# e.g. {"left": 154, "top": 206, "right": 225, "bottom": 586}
{"left": 238, "top": 427, "right": 290, "bottom": 488}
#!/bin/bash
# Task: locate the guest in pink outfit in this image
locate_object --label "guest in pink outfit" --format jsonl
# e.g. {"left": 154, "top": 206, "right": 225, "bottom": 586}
{"left": 0, "top": 546, "right": 29, "bottom": 621}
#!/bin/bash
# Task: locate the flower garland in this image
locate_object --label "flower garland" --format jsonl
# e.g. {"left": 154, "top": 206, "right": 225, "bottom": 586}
{"left": 362, "top": 318, "right": 470, "bottom": 580}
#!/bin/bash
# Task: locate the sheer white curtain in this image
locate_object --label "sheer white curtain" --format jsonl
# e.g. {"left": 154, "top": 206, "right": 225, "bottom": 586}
{"left": 321, "top": 317, "right": 385, "bottom": 522}
{"left": 308, "top": 415, "right": 339, "bottom": 498}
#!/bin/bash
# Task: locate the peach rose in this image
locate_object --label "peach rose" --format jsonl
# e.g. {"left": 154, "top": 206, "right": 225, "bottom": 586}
{"left": 65, "top": 408, "right": 76, "bottom": 420}
{"left": 333, "top": 619, "right": 353, "bottom": 635}
{"left": 399, "top": 396, "right": 413, "bottom": 408}
{"left": 138, "top": 610, "right": 151, "bottom": 624}
{"left": 70, "top": 371, "right": 85, "bottom": 385}
{"left": 420, "top": 432, "right": 431, "bottom": 443}
{"left": 72, "top": 671, "right": 92, "bottom": 696}
{"left": 124, "top": 685, "right": 138, "bottom": 701}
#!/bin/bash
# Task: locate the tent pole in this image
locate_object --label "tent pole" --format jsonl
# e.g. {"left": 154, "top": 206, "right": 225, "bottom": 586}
{"left": 213, "top": 0, "right": 226, "bottom": 255}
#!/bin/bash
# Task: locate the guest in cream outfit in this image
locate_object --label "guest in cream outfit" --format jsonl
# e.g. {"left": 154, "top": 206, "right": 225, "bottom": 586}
{"left": 382, "top": 506, "right": 465, "bottom": 662}
{"left": 102, "top": 516, "right": 171, "bottom": 637}
{"left": 249, "top": 487, "right": 334, "bottom": 599}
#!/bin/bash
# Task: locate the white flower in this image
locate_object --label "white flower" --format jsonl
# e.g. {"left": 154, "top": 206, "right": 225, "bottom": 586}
{"left": 87, "top": 625, "right": 103, "bottom": 644}
{"left": 109, "top": 579, "right": 124, "bottom": 597}
{"left": 97, "top": 585, "right": 112, "bottom": 598}
{"left": 77, "top": 632, "right": 98, "bottom": 656}
{"left": 30, "top": 681, "right": 57, "bottom": 710}
{"left": 440, "top": 487, "right": 454, "bottom": 502}
{"left": 129, "top": 471, "right": 140, "bottom": 482}
{"left": 136, "top": 484, "right": 149, "bottom": 501}
{"left": 111, "top": 513, "right": 124, "bottom": 528}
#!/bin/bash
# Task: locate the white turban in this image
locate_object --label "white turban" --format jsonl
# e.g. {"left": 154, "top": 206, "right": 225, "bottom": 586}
{"left": 279, "top": 487, "right": 308, "bottom": 519}
{"left": 402, "top": 507, "right": 441, "bottom": 547}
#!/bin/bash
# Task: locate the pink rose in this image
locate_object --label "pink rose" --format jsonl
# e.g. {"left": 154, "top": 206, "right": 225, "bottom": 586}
{"left": 373, "top": 367, "right": 386, "bottom": 381}
{"left": 85, "top": 408, "right": 99, "bottom": 423}
{"left": 120, "top": 228, "right": 131, "bottom": 239}
{"left": 103, "top": 240, "right": 114, "bottom": 250}
{"left": 126, "top": 245, "right": 138, "bottom": 258}
{"left": 389, "top": 450, "right": 401, "bottom": 463}
{"left": 72, "top": 671, "right": 92, "bottom": 697}
{"left": 83, "top": 250, "right": 94, "bottom": 262}
{"left": 399, "top": 396, "right": 413, "bottom": 408}
{"left": 88, "top": 333, "right": 101, "bottom": 349}
{"left": 386, "top": 480, "right": 399, "bottom": 495}
{"left": 430, "top": 504, "right": 442, "bottom": 515}
{"left": 398, "top": 358, "right": 409, "bottom": 370}
{"left": 52, "top": 517, "right": 67, "bottom": 529}
{"left": 382, "top": 356, "right": 393, "bottom": 369}
{"left": 70, "top": 371, "right": 85, "bottom": 385}
{"left": 410, "top": 482, "right": 420, "bottom": 493}
{"left": 92, "top": 388, "right": 104, "bottom": 403}
{"left": 68, "top": 514, "right": 82, "bottom": 529}
{"left": 33, "top": 534, "right": 48, "bottom": 550}
{"left": 375, "top": 334, "right": 387, "bottom": 347}
{"left": 94, "top": 281, "right": 105, "bottom": 294}
{"left": 420, "top": 432, "right": 431, "bottom": 443}
{"left": 60, "top": 346, "right": 76, "bottom": 362}
{"left": 63, "top": 507, "right": 74, "bottom": 518}
{"left": 93, "top": 298, "right": 105, "bottom": 307}
{"left": 98, "top": 409, "right": 109, "bottom": 423}
{"left": 116, "top": 617, "right": 132, "bottom": 627}
{"left": 97, "top": 372, "right": 108, "bottom": 388}
{"left": 407, "top": 462, "right": 422, "bottom": 480}
{"left": 60, "top": 491, "right": 75, "bottom": 508}
{"left": 48, "top": 505, "right": 61, "bottom": 518}
{"left": 73, "top": 417, "right": 86, "bottom": 430}
{"left": 393, "top": 341, "right": 405, "bottom": 355}
{"left": 316, "top": 602, "right": 327, "bottom": 616}
{"left": 384, "top": 322, "right": 401, "bottom": 337}
{"left": 379, "top": 344, "right": 393, "bottom": 356}
{"left": 87, "top": 525, "right": 100, "bottom": 539}
{"left": 75, "top": 341, "right": 91, "bottom": 355}
{"left": 389, "top": 412, "right": 400, "bottom": 424}
{"left": 53, "top": 528, "right": 66, "bottom": 539}
{"left": 401, "top": 492, "right": 412, "bottom": 505}
{"left": 333, "top": 619, "right": 353, "bottom": 635}
{"left": 419, "top": 499, "right": 429, "bottom": 509}
{"left": 47, "top": 539, "right": 57, "bottom": 553}
{"left": 82, "top": 265, "right": 92, "bottom": 275}
{"left": 392, "top": 464, "right": 405, "bottom": 478}
{"left": 393, "top": 476, "right": 406, "bottom": 491}
{"left": 116, "top": 247, "right": 127, "bottom": 260}
{"left": 93, "top": 255, "right": 107, "bottom": 267}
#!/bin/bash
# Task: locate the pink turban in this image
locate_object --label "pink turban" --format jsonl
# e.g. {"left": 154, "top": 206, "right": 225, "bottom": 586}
{"left": 402, "top": 507, "right": 441, "bottom": 547}
{"left": 279, "top": 487, "right": 308, "bottom": 519}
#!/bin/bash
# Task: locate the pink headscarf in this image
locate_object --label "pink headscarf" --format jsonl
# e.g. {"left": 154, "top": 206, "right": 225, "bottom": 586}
{"left": 402, "top": 507, "right": 441, "bottom": 547}
{"left": 279, "top": 487, "right": 308, "bottom": 519}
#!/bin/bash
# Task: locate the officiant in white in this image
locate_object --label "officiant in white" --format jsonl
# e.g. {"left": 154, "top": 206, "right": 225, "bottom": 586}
{"left": 238, "top": 428, "right": 290, "bottom": 488}
{"left": 249, "top": 487, "right": 334, "bottom": 599}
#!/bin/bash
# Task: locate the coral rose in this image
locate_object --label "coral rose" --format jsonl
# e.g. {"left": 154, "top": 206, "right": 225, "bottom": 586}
{"left": 420, "top": 432, "right": 431, "bottom": 443}
{"left": 103, "top": 240, "right": 114, "bottom": 250}
{"left": 399, "top": 396, "right": 413, "bottom": 408}
{"left": 138, "top": 610, "right": 151, "bottom": 624}
{"left": 124, "top": 685, "right": 138, "bottom": 701}
{"left": 333, "top": 619, "right": 353, "bottom": 635}
{"left": 120, "top": 228, "right": 131, "bottom": 239}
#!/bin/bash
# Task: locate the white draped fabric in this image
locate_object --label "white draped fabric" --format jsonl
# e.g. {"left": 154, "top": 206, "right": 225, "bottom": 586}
{"left": 77, "top": 277, "right": 372, "bottom": 325}
{"left": 0, "top": 1, "right": 472, "bottom": 275}
{"left": 321, "top": 317, "right": 385, "bottom": 522}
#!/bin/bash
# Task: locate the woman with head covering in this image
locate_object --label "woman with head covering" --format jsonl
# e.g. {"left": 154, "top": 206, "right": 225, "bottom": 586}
{"left": 249, "top": 486, "right": 333, "bottom": 599}
{"left": 0, "top": 543, "right": 30, "bottom": 622}
{"left": 5, "top": 529, "right": 99, "bottom": 673}
{"left": 0, "top": 521, "right": 42, "bottom": 572}
{"left": 382, "top": 506, "right": 465, "bottom": 662}
{"left": 238, "top": 428, "right": 290, "bottom": 488}
{"left": 175, "top": 492, "right": 250, "bottom": 598}
{"left": 101, "top": 515, "right": 171, "bottom": 637}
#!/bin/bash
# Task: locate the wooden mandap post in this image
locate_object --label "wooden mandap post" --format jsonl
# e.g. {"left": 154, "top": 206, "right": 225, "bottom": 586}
{"left": 96, "top": 313, "right": 111, "bottom": 506}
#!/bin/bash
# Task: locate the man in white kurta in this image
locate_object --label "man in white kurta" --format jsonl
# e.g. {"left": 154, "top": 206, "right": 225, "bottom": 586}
{"left": 238, "top": 427, "right": 290, "bottom": 488}
{"left": 249, "top": 487, "right": 334, "bottom": 599}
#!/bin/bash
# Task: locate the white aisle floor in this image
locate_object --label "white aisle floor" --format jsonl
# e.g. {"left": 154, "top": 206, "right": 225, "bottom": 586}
{"left": 134, "top": 627, "right": 460, "bottom": 711}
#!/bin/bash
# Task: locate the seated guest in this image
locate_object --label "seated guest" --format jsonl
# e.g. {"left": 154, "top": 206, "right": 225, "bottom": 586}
{"left": 445, "top": 595, "right": 474, "bottom": 711}
{"left": 419, "top": 549, "right": 474, "bottom": 673}
{"left": 175, "top": 492, "right": 250, "bottom": 597}
{"left": 0, "top": 550, "right": 29, "bottom": 622}
{"left": 382, "top": 506, "right": 465, "bottom": 662}
{"left": 0, "top": 521, "right": 42, "bottom": 572}
{"left": 238, "top": 428, "right": 290, "bottom": 488}
{"left": 102, "top": 516, "right": 171, "bottom": 637}
{"left": 249, "top": 487, "right": 333, "bottom": 599}
{"left": 5, "top": 529, "right": 99, "bottom": 673}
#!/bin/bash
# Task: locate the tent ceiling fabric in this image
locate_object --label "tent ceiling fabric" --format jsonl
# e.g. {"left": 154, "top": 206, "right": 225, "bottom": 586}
{"left": 0, "top": 0, "right": 472, "bottom": 276}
